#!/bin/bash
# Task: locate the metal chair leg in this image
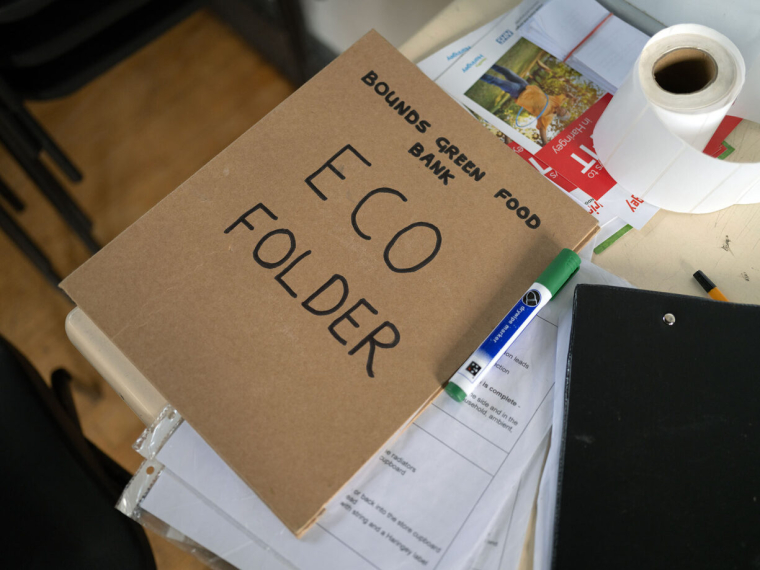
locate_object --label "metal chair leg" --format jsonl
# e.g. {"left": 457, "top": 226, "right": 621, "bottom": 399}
{"left": 0, "top": 200, "right": 67, "bottom": 295}
{"left": 0, "top": 176, "right": 24, "bottom": 211}
{"left": 0, "top": 99, "right": 41, "bottom": 159}
{"left": 0, "top": 77, "right": 82, "bottom": 182}
{"left": 16, "top": 109, "right": 83, "bottom": 182}
{"left": 51, "top": 368, "right": 81, "bottom": 429}
{"left": 0, "top": 116, "right": 99, "bottom": 253}
{"left": 0, "top": 105, "right": 94, "bottom": 233}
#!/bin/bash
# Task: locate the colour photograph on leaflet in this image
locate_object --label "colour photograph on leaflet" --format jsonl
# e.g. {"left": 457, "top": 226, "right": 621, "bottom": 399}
{"left": 464, "top": 38, "right": 604, "bottom": 148}
{"left": 469, "top": 109, "right": 513, "bottom": 146}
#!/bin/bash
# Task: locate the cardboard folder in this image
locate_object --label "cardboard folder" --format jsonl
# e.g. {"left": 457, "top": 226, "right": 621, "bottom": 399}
{"left": 62, "top": 31, "right": 597, "bottom": 536}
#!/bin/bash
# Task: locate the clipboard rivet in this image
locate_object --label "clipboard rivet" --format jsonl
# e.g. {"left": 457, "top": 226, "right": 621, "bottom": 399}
{"left": 663, "top": 313, "right": 676, "bottom": 325}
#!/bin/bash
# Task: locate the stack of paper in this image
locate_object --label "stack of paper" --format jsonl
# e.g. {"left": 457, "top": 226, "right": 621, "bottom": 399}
{"left": 519, "top": 0, "right": 610, "bottom": 62}
{"left": 521, "top": 0, "right": 649, "bottom": 93}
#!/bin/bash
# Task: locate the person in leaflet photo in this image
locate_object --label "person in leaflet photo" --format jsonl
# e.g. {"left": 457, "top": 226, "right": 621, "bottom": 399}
{"left": 465, "top": 38, "right": 605, "bottom": 147}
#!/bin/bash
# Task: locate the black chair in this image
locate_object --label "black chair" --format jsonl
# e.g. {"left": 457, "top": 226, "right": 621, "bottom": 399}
{"left": 0, "top": 0, "right": 54, "bottom": 23}
{"left": 0, "top": 0, "right": 326, "bottom": 293}
{"left": 0, "top": 335, "right": 156, "bottom": 570}
{"left": 0, "top": 186, "right": 64, "bottom": 291}
{"left": 0, "top": 0, "right": 201, "bottom": 291}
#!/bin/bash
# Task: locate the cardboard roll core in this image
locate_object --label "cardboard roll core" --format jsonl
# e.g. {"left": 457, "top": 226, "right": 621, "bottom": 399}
{"left": 653, "top": 48, "right": 718, "bottom": 94}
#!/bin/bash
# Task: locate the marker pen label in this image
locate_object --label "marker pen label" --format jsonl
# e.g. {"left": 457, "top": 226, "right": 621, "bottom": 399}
{"left": 452, "top": 283, "right": 552, "bottom": 389}
{"left": 445, "top": 248, "right": 581, "bottom": 403}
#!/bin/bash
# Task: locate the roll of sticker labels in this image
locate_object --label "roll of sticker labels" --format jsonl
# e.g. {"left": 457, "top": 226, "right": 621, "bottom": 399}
{"left": 593, "top": 24, "right": 760, "bottom": 214}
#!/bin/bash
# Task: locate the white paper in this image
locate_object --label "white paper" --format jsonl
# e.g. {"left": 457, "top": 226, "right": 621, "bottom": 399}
{"left": 531, "top": 309, "right": 573, "bottom": 570}
{"left": 467, "top": 431, "right": 550, "bottom": 570}
{"left": 415, "top": 0, "right": 550, "bottom": 81}
{"left": 521, "top": 0, "right": 608, "bottom": 61}
{"left": 729, "top": 51, "right": 760, "bottom": 124}
{"left": 570, "top": 16, "right": 649, "bottom": 94}
{"left": 139, "top": 467, "right": 295, "bottom": 570}
{"left": 417, "top": 21, "right": 502, "bottom": 81}
{"left": 521, "top": 0, "right": 648, "bottom": 95}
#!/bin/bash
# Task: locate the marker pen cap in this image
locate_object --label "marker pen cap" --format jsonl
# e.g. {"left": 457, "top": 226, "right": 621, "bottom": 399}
{"left": 535, "top": 249, "right": 580, "bottom": 297}
{"left": 445, "top": 381, "right": 468, "bottom": 402}
{"left": 693, "top": 269, "right": 716, "bottom": 293}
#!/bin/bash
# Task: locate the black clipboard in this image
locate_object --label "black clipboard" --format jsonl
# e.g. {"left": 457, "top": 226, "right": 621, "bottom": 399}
{"left": 552, "top": 285, "right": 760, "bottom": 569}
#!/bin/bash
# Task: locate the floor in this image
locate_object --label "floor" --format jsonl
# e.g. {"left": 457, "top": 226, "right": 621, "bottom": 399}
{"left": 0, "top": 10, "right": 294, "bottom": 568}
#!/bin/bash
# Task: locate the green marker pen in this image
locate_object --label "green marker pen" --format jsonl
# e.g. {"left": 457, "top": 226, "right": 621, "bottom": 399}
{"left": 445, "top": 249, "right": 580, "bottom": 402}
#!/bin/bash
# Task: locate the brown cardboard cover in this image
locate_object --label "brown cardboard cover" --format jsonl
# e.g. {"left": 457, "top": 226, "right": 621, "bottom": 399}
{"left": 61, "top": 31, "right": 598, "bottom": 536}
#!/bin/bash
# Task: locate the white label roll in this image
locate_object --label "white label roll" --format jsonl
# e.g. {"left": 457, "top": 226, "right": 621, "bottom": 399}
{"left": 593, "top": 24, "right": 760, "bottom": 214}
